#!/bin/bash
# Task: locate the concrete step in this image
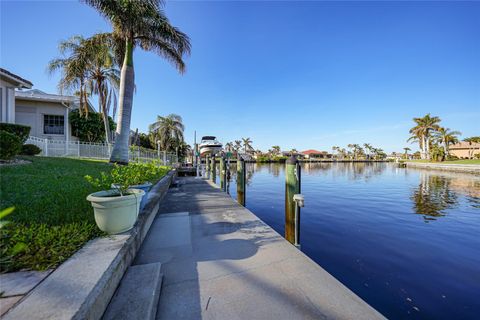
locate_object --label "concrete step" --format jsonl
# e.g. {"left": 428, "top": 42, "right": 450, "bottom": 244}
{"left": 102, "top": 262, "right": 163, "bottom": 320}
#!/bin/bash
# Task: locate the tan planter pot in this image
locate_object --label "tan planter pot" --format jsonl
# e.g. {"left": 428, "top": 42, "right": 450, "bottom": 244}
{"left": 87, "top": 188, "right": 145, "bottom": 234}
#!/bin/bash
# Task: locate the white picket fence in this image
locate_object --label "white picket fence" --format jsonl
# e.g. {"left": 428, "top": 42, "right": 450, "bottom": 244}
{"left": 26, "top": 136, "right": 177, "bottom": 165}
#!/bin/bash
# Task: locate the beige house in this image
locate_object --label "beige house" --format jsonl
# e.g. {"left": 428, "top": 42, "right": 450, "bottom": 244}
{"left": 449, "top": 142, "right": 480, "bottom": 159}
{"left": 1, "top": 68, "right": 33, "bottom": 123}
{"left": 15, "top": 89, "right": 95, "bottom": 142}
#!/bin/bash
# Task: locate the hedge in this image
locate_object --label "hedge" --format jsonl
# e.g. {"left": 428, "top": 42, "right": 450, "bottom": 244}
{"left": 0, "top": 130, "right": 22, "bottom": 160}
{"left": 21, "top": 144, "right": 42, "bottom": 156}
{"left": 0, "top": 123, "right": 31, "bottom": 143}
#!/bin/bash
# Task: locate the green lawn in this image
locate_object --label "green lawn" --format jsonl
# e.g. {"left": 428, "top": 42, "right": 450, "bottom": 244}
{"left": 0, "top": 157, "right": 113, "bottom": 272}
{"left": 407, "top": 159, "right": 480, "bottom": 165}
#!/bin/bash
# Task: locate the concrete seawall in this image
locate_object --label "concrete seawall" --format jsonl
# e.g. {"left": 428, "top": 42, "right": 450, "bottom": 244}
{"left": 405, "top": 162, "right": 480, "bottom": 174}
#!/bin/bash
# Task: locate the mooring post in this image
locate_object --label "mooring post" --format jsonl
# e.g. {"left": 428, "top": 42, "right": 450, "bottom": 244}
{"left": 285, "top": 156, "right": 301, "bottom": 244}
{"left": 220, "top": 156, "right": 226, "bottom": 191}
{"left": 237, "top": 156, "right": 246, "bottom": 206}
{"left": 206, "top": 155, "right": 210, "bottom": 179}
{"left": 211, "top": 155, "right": 216, "bottom": 183}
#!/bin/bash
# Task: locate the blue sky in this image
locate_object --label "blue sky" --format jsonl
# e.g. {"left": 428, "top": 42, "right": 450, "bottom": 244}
{"left": 1, "top": 1, "right": 479, "bottom": 152}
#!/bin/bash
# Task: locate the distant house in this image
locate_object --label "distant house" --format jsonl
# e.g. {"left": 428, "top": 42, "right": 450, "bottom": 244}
{"left": 301, "top": 149, "right": 332, "bottom": 159}
{"left": 15, "top": 89, "right": 94, "bottom": 142}
{"left": 1, "top": 67, "right": 33, "bottom": 123}
{"left": 449, "top": 142, "right": 480, "bottom": 159}
{"left": 386, "top": 153, "right": 402, "bottom": 161}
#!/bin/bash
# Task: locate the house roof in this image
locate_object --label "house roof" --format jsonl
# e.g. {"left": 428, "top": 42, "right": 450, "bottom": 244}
{"left": 301, "top": 149, "right": 328, "bottom": 155}
{"left": 0, "top": 67, "right": 33, "bottom": 88}
{"left": 449, "top": 142, "right": 480, "bottom": 149}
{"left": 15, "top": 89, "right": 95, "bottom": 112}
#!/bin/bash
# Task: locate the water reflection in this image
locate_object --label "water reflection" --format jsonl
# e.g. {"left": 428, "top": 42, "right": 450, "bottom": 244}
{"left": 411, "top": 174, "right": 458, "bottom": 221}
{"left": 411, "top": 172, "right": 480, "bottom": 221}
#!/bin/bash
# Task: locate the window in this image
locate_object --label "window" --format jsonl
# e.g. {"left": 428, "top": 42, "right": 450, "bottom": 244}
{"left": 44, "top": 115, "right": 64, "bottom": 134}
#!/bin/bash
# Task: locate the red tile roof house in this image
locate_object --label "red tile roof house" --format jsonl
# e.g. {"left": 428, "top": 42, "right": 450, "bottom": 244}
{"left": 301, "top": 149, "right": 332, "bottom": 159}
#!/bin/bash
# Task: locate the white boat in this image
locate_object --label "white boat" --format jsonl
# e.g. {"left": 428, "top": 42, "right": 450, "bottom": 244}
{"left": 199, "top": 136, "right": 222, "bottom": 156}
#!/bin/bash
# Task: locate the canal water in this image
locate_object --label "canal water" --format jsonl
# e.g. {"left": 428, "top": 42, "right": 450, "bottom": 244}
{"left": 215, "top": 162, "right": 480, "bottom": 319}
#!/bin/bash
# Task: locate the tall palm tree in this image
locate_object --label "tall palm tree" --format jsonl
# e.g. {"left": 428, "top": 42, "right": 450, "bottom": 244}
{"left": 363, "top": 143, "right": 372, "bottom": 160}
{"left": 84, "top": 0, "right": 191, "bottom": 164}
{"left": 408, "top": 114, "right": 441, "bottom": 160}
{"left": 434, "top": 127, "right": 461, "bottom": 156}
{"left": 83, "top": 34, "right": 120, "bottom": 143}
{"left": 149, "top": 114, "right": 185, "bottom": 151}
{"left": 242, "top": 137, "right": 253, "bottom": 154}
{"left": 47, "top": 36, "right": 91, "bottom": 116}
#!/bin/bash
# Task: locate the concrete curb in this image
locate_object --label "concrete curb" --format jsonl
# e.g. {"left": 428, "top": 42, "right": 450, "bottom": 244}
{"left": 2, "top": 170, "right": 176, "bottom": 320}
{"left": 405, "top": 162, "right": 480, "bottom": 174}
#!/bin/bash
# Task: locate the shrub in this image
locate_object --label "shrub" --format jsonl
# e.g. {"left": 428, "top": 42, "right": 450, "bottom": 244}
{"left": 446, "top": 154, "right": 459, "bottom": 161}
{"left": 20, "top": 144, "right": 42, "bottom": 156}
{"left": 0, "top": 123, "right": 31, "bottom": 143}
{"left": 0, "top": 130, "right": 22, "bottom": 160}
{"left": 69, "top": 109, "right": 116, "bottom": 143}
{"left": 85, "top": 162, "right": 170, "bottom": 195}
{"left": 475, "top": 153, "right": 480, "bottom": 160}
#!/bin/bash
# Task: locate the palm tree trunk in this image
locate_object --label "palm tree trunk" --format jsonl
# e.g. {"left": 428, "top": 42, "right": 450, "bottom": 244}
{"left": 98, "top": 83, "right": 111, "bottom": 144}
{"left": 421, "top": 135, "right": 426, "bottom": 159}
{"left": 426, "top": 136, "right": 431, "bottom": 160}
{"left": 110, "top": 38, "right": 134, "bottom": 164}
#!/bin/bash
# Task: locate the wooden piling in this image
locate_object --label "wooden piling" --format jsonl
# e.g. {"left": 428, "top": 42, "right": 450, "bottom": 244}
{"left": 285, "top": 156, "right": 300, "bottom": 244}
{"left": 237, "top": 156, "right": 246, "bottom": 206}
{"left": 220, "top": 156, "right": 226, "bottom": 191}
{"left": 205, "top": 155, "right": 210, "bottom": 179}
{"left": 211, "top": 155, "right": 216, "bottom": 183}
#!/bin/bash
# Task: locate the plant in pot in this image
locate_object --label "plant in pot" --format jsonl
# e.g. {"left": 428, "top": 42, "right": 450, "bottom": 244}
{"left": 112, "top": 163, "right": 154, "bottom": 211}
{"left": 85, "top": 166, "right": 145, "bottom": 235}
{"left": 120, "top": 162, "right": 170, "bottom": 211}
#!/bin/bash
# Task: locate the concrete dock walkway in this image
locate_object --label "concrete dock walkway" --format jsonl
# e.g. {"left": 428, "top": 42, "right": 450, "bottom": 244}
{"left": 131, "top": 177, "right": 384, "bottom": 319}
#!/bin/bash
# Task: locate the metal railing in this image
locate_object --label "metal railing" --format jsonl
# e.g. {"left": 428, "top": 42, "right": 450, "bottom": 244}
{"left": 25, "top": 136, "right": 177, "bottom": 165}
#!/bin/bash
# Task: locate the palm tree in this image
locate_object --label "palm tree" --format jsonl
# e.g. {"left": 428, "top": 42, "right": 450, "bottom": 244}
{"left": 271, "top": 146, "right": 281, "bottom": 156}
{"left": 47, "top": 35, "right": 91, "bottom": 117}
{"left": 149, "top": 114, "right": 185, "bottom": 151}
{"left": 84, "top": 0, "right": 191, "bottom": 164}
{"left": 347, "top": 144, "right": 354, "bottom": 159}
{"left": 49, "top": 35, "right": 120, "bottom": 143}
{"left": 234, "top": 140, "right": 242, "bottom": 155}
{"left": 363, "top": 143, "right": 372, "bottom": 160}
{"left": 242, "top": 137, "right": 253, "bottom": 154}
{"left": 434, "top": 127, "right": 461, "bottom": 156}
{"left": 403, "top": 147, "right": 411, "bottom": 159}
{"left": 408, "top": 114, "right": 441, "bottom": 160}
{"left": 224, "top": 142, "right": 233, "bottom": 153}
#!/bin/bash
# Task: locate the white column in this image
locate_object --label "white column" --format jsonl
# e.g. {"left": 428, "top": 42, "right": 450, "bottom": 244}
{"left": 7, "top": 87, "right": 15, "bottom": 123}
